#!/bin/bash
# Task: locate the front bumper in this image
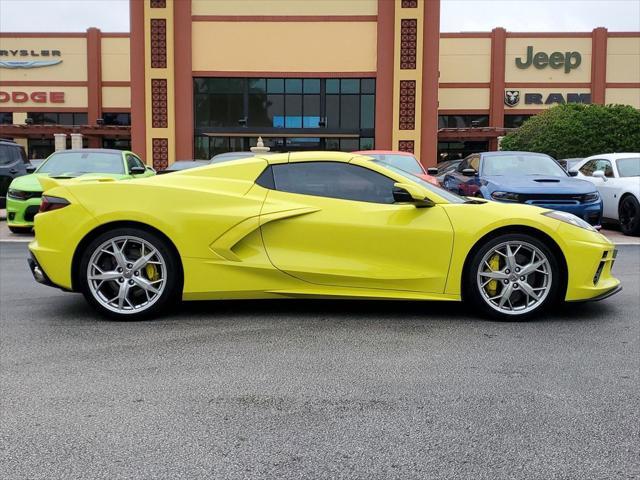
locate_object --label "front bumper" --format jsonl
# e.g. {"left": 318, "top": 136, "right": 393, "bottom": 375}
{"left": 559, "top": 224, "right": 621, "bottom": 301}
{"left": 523, "top": 200, "right": 603, "bottom": 226}
{"left": 6, "top": 195, "right": 42, "bottom": 228}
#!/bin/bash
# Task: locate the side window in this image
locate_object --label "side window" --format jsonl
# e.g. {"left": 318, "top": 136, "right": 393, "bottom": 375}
{"left": 579, "top": 160, "right": 597, "bottom": 176}
{"left": 457, "top": 158, "right": 470, "bottom": 172}
{"left": 0, "top": 145, "right": 11, "bottom": 166}
{"left": 272, "top": 162, "right": 396, "bottom": 204}
{"left": 468, "top": 155, "right": 480, "bottom": 171}
{"left": 126, "top": 154, "right": 145, "bottom": 171}
{"left": 580, "top": 159, "right": 613, "bottom": 177}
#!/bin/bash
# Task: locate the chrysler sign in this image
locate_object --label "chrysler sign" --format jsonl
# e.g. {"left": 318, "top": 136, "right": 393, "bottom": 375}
{"left": 0, "top": 49, "right": 62, "bottom": 69}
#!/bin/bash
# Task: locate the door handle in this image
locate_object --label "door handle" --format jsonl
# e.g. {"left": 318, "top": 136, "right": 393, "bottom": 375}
{"left": 9, "top": 169, "right": 18, "bottom": 174}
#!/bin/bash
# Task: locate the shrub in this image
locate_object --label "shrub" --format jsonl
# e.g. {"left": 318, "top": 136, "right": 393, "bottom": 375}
{"left": 500, "top": 104, "right": 640, "bottom": 158}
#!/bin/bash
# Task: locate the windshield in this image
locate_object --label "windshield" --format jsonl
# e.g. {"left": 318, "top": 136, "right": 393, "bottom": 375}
{"left": 369, "top": 154, "right": 424, "bottom": 176}
{"left": 482, "top": 154, "right": 566, "bottom": 177}
{"left": 379, "top": 162, "right": 468, "bottom": 204}
{"left": 37, "top": 151, "right": 124, "bottom": 176}
{"left": 616, "top": 157, "right": 640, "bottom": 177}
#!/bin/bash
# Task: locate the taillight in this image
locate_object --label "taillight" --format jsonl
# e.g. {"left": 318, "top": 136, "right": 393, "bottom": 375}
{"left": 39, "top": 195, "right": 70, "bottom": 213}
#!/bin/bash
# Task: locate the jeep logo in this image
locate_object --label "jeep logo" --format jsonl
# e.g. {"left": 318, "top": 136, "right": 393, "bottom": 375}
{"left": 515, "top": 46, "right": 581, "bottom": 73}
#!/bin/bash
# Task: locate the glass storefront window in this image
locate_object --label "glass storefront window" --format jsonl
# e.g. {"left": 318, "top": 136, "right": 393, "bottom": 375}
{"left": 193, "top": 77, "right": 375, "bottom": 156}
{"left": 504, "top": 115, "right": 533, "bottom": 128}
{"left": 438, "top": 115, "right": 489, "bottom": 129}
{"left": 0, "top": 112, "right": 13, "bottom": 124}
{"left": 27, "top": 112, "right": 88, "bottom": 126}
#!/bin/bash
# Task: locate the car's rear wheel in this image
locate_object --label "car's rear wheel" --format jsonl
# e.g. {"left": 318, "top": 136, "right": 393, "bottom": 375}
{"left": 9, "top": 226, "right": 32, "bottom": 234}
{"left": 619, "top": 195, "right": 640, "bottom": 236}
{"left": 78, "top": 227, "right": 181, "bottom": 320}
{"left": 465, "top": 234, "right": 562, "bottom": 320}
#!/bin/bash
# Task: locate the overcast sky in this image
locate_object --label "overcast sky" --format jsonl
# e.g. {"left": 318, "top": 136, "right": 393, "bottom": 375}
{"left": 0, "top": 0, "right": 638, "bottom": 33}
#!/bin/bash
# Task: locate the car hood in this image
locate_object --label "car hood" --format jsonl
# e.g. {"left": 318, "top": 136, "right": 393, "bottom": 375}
{"left": 9, "top": 172, "right": 127, "bottom": 192}
{"left": 482, "top": 175, "right": 597, "bottom": 193}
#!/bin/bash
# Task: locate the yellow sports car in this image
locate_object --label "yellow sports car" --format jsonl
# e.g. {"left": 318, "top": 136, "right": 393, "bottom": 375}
{"left": 28, "top": 151, "right": 621, "bottom": 320}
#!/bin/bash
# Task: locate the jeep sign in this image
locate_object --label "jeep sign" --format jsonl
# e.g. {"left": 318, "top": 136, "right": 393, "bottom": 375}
{"left": 515, "top": 46, "right": 581, "bottom": 73}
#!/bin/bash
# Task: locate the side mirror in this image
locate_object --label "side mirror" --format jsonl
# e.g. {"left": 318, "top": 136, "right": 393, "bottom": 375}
{"left": 146, "top": 165, "right": 156, "bottom": 173}
{"left": 26, "top": 165, "right": 36, "bottom": 174}
{"left": 427, "top": 167, "right": 438, "bottom": 175}
{"left": 462, "top": 168, "right": 477, "bottom": 177}
{"left": 129, "top": 166, "right": 146, "bottom": 175}
{"left": 568, "top": 169, "right": 578, "bottom": 177}
{"left": 592, "top": 170, "right": 607, "bottom": 181}
{"left": 393, "top": 182, "right": 434, "bottom": 208}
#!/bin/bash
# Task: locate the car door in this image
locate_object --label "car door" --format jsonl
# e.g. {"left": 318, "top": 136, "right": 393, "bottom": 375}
{"left": 0, "top": 144, "right": 27, "bottom": 207}
{"left": 259, "top": 160, "right": 454, "bottom": 293}
{"left": 579, "top": 158, "right": 617, "bottom": 218}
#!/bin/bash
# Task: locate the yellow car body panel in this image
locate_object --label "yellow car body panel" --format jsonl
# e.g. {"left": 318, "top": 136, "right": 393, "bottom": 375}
{"left": 29, "top": 151, "right": 620, "bottom": 306}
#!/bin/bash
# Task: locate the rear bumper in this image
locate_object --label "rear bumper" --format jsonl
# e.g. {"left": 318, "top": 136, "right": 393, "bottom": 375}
{"left": 27, "top": 252, "right": 57, "bottom": 289}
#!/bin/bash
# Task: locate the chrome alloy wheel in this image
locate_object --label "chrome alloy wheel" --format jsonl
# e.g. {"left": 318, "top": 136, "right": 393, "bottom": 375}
{"left": 86, "top": 235, "right": 167, "bottom": 314}
{"left": 476, "top": 240, "right": 552, "bottom": 315}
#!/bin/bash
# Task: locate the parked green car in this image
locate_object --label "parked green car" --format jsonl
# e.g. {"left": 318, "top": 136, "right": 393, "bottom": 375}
{"left": 6, "top": 149, "right": 155, "bottom": 233}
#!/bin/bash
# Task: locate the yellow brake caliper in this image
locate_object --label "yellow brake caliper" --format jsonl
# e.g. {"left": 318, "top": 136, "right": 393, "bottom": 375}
{"left": 487, "top": 254, "right": 500, "bottom": 296}
{"left": 145, "top": 263, "right": 159, "bottom": 282}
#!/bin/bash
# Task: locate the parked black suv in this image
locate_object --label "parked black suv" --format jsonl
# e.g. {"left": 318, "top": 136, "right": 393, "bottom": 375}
{"left": 0, "top": 139, "right": 29, "bottom": 208}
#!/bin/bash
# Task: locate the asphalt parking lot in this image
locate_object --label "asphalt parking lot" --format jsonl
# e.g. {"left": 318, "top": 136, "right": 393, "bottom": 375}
{"left": 1, "top": 239, "right": 639, "bottom": 479}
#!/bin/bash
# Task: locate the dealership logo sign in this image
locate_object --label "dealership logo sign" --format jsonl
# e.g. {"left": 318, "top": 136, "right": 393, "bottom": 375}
{"left": 0, "top": 49, "right": 62, "bottom": 69}
{"left": 504, "top": 90, "right": 591, "bottom": 107}
{"left": 0, "top": 91, "right": 65, "bottom": 103}
{"left": 515, "top": 46, "right": 581, "bottom": 73}
{"left": 504, "top": 90, "right": 520, "bottom": 107}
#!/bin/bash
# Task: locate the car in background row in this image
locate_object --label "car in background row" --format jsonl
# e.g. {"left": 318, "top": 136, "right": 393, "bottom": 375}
{"left": 572, "top": 153, "right": 640, "bottom": 236}
{"left": 354, "top": 150, "right": 439, "bottom": 186}
{"left": 157, "top": 152, "right": 265, "bottom": 174}
{"left": 0, "top": 138, "right": 29, "bottom": 208}
{"left": 432, "top": 158, "right": 463, "bottom": 185}
{"left": 442, "top": 151, "right": 603, "bottom": 226}
{"left": 157, "top": 160, "right": 210, "bottom": 174}
{"left": 6, "top": 149, "right": 155, "bottom": 233}
{"left": 558, "top": 158, "right": 584, "bottom": 172}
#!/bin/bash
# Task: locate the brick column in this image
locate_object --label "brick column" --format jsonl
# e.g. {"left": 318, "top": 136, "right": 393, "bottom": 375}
{"left": 420, "top": 0, "right": 440, "bottom": 167}
{"left": 86, "top": 27, "right": 103, "bottom": 148}
{"left": 488, "top": 27, "right": 506, "bottom": 151}
{"left": 375, "top": 0, "right": 395, "bottom": 150}
{"left": 129, "top": 0, "right": 147, "bottom": 160}
{"left": 174, "top": 0, "right": 193, "bottom": 160}
{"left": 591, "top": 27, "right": 608, "bottom": 105}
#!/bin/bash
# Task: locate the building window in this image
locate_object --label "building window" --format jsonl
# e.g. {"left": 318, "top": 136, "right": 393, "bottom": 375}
{"left": 102, "top": 138, "right": 132, "bottom": 150}
{"left": 0, "top": 112, "right": 12, "bottom": 124}
{"left": 193, "top": 77, "right": 375, "bottom": 158}
{"left": 102, "top": 112, "right": 131, "bottom": 126}
{"left": 504, "top": 115, "right": 533, "bottom": 128}
{"left": 27, "top": 112, "right": 88, "bottom": 126}
{"left": 438, "top": 115, "right": 489, "bottom": 129}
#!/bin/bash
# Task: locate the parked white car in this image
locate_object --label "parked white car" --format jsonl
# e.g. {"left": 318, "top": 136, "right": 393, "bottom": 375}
{"left": 571, "top": 153, "right": 640, "bottom": 235}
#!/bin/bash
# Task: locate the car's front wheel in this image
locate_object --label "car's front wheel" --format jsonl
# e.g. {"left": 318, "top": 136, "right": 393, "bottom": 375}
{"left": 465, "top": 234, "right": 562, "bottom": 320}
{"left": 619, "top": 195, "right": 640, "bottom": 236}
{"left": 78, "top": 227, "right": 181, "bottom": 320}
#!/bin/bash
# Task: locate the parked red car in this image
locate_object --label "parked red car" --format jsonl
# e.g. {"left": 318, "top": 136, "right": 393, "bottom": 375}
{"left": 354, "top": 150, "right": 439, "bottom": 186}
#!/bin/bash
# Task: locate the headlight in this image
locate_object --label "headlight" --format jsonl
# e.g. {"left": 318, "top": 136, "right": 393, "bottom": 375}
{"left": 491, "top": 191, "right": 520, "bottom": 202}
{"left": 542, "top": 210, "right": 597, "bottom": 232}
{"left": 583, "top": 192, "right": 600, "bottom": 203}
{"left": 7, "top": 189, "right": 29, "bottom": 200}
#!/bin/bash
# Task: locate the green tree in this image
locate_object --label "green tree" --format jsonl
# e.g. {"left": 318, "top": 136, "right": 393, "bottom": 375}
{"left": 500, "top": 104, "right": 640, "bottom": 158}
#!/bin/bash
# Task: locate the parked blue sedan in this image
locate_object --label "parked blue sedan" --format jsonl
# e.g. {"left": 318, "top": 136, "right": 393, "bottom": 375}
{"left": 442, "top": 151, "right": 603, "bottom": 226}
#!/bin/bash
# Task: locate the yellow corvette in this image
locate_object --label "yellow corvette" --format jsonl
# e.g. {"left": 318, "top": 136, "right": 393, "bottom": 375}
{"left": 28, "top": 151, "right": 621, "bottom": 320}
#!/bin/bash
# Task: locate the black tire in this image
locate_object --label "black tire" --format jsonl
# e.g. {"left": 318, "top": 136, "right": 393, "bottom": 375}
{"left": 9, "top": 226, "right": 33, "bottom": 234}
{"left": 464, "top": 233, "right": 563, "bottom": 321}
{"left": 77, "top": 227, "right": 182, "bottom": 320}
{"left": 619, "top": 195, "right": 640, "bottom": 236}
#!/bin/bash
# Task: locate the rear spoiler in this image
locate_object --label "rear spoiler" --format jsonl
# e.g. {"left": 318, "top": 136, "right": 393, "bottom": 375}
{"left": 37, "top": 176, "right": 116, "bottom": 192}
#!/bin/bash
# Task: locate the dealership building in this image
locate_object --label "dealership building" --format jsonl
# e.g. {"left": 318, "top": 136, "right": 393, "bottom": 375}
{"left": 0, "top": 0, "right": 638, "bottom": 168}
